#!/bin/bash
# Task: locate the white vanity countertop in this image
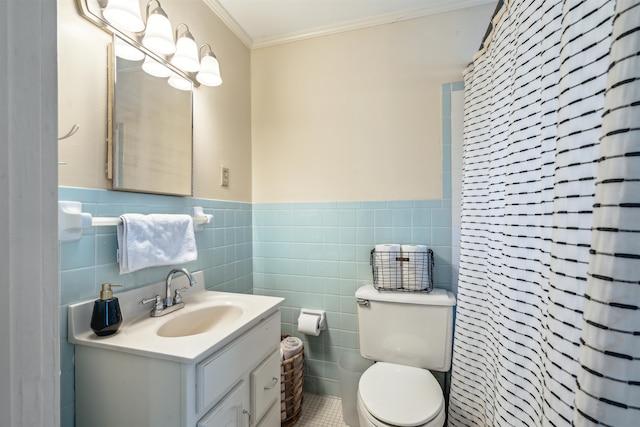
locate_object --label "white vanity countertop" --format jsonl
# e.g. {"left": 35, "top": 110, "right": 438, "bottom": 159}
{"left": 68, "top": 271, "right": 284, "bottom": 364}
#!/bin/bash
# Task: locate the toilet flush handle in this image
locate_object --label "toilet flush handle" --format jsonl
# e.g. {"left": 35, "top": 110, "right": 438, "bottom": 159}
{"left": 357, "top": 298, "right": 370, "bottom": 307}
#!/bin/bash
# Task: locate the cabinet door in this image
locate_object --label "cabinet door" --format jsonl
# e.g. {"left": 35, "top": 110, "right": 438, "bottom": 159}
{"left": 251, "top": 350, "right": 281, "bottom": 423}
{"left": 198, "top": 380, "right": 250, "bottom": 427}
{"left": 256, "top": 402, "right": 280, "bottom": 427}
{"left": 198, "top": 313, "right": 280, "bottom": 413}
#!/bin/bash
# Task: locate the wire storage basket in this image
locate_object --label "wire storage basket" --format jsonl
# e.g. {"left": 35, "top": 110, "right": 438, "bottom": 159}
{"left": 370, "top": 247, "right": 434, "bottom": 292}
{"left": 281, "top": 335, "right": 304, "bottom": 426}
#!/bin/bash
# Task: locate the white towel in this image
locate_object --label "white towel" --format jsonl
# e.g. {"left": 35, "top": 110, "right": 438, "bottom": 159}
{"left": 281, "top": 336, "right": 304, "bottom": 420}
{"left": 401, "top": 244, "right": 429, "bottom": 290}
{"left": 281, "top": 336, "right": 303, "bottom": 360}
{"left": 117, "top": 214, "right": 197, "bottom": 274}
{"left": 374, "top": 244, "right": 401, "bottom": 289}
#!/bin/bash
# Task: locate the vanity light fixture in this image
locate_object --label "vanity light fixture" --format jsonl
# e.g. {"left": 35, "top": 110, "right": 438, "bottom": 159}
{"left": 196, "top": 44, "right": 222, "bottom": 87}
{"left": 142, "top": 0, "right": 175, "bottom": 55}
{"left": 142, "top": 55, "right": 172, "bottom": 78}
{"left": 77, "top": 0, "right": 224, "bottom": 90}
{"left": 168, "top": 72, "right": 193, "bottom": 91}
{"left": 102, "top": 0, "right": 145, "bottom": 32}
{"left": 114, "top": 36, "right": 145, "bottom": 61}
{"left": 171, "top": 24, "right": 200, "bottom": 72}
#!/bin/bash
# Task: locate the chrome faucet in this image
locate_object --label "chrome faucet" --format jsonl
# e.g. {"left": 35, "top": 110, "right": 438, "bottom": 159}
{"left": 165, "top": 268, "right": 197, "bottom": 307}
{"left": 140, "top": 268, "right": 197, "bottom": 317}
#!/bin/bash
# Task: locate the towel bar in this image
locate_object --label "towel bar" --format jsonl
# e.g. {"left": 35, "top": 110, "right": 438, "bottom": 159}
{"left": 59, "top": 201, "right": 213, "bottom": 242}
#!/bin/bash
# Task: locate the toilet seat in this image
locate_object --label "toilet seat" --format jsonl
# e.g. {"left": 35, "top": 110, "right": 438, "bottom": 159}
{"left": 358, "top": 362, "right": 444, "bottom": 427}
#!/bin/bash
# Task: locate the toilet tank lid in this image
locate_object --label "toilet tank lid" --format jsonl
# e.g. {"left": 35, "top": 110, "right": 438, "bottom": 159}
{"left": 356, "top": 285, "right": 456, "bottom": 306}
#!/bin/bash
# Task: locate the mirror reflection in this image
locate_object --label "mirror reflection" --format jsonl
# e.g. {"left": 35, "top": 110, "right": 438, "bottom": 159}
{"left": 111, "top": 36, "right": 193, "bottom": 196}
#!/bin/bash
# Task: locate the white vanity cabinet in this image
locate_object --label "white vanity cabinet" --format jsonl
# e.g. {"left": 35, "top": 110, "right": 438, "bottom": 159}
{"left": 251, "top": 349, "right": 282, "bottom": 423}
{"left": 75, "top": 311, "right": 282, "bottom": 427}
{"left": 256, "top": 400, "right": 282, "bottom": 427}
{"left": 197, "top": 380, "right": 249, "bottom": 427}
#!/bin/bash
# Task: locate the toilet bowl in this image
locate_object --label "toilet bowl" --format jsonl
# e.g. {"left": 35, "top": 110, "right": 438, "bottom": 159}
{"left": 356, "top": 362, "right": 446, "bottom": 427}
{"left": 354, "top": 285, "right": 455, "bottom": 427}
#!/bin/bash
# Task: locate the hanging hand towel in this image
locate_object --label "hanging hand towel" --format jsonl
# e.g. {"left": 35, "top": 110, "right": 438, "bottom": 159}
{"left": 117, "top": 213, "right": 197, "bottom": 274}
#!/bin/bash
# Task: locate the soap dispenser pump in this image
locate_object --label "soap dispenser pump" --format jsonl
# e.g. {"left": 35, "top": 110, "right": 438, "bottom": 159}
{"left": 90, "top": 283, "right": 123, "bottom": 337}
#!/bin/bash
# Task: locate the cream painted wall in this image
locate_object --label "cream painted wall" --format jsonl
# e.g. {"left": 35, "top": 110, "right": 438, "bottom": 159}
{"left": 57, "top": 0, "right": 110, "bottom": 190}
{"left": 58, "top": 0, "right": 252, "bottom": 202}
{"left": 251, "top": 4, "right": 494, "bottom": 203}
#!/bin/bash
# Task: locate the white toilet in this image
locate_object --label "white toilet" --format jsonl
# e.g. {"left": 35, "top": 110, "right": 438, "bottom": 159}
{"left": 355, "top": 285, "right": 456, "bottom": 427}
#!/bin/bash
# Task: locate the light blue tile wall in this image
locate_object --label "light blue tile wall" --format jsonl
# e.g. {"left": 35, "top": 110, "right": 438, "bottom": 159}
{"left": 253, "top": 83, "right": 457, "bottom": 396}
{"left": 253, "top": 199, "right": 453, "bottom": 395}
{"left": 58, "top": 187, "right": 252, "bottom": 427}
{"left": 441, "top": 81, "right": 463, "bottom": 400}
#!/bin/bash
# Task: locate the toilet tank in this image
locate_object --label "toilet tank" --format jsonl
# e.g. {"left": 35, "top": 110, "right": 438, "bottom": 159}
{"left": 356, "top": 285, "right": 456, "bottom": 371}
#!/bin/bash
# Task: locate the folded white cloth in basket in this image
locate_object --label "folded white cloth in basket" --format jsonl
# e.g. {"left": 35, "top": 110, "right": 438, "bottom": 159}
{"left": 401, "top": 244, "right": 429, "bottom": 290}
{"left": 374, "top": 244, "right": 401, "bottom": 289}
{"left": 117, "top": 213, "right": 197, "bottom": 274}
{"left": 281, "top": 336, "right": 304, "bottom": 421}
{"left": 281, "top": 336, "right": 303, "bottom": 360}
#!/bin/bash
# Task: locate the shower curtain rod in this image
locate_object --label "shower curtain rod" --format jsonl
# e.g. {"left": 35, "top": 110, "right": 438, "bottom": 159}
{"left": 479, "top": 1, "right": 505, "bottom": 49}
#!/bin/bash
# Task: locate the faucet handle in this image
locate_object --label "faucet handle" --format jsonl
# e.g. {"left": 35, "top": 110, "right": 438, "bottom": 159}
{"left": 140, "top": 294, "right": 161, "bottom": 305}
{"left": 173, "top": 287, "right": 189, "bottom": 304}
{"left": 140, "top": 295, "right": 163, "bottom": 316}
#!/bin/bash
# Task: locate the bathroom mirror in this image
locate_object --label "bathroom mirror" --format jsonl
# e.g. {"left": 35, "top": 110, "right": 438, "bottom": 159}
{"left": 109, "top": 36, "right": 193, "bottom": 196}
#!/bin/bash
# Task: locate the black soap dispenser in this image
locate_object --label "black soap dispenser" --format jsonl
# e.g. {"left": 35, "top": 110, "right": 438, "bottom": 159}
{"left": 90, "top": 283, "right": 123, "bottom": 337}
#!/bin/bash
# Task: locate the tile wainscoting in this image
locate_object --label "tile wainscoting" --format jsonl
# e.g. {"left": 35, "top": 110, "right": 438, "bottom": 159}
{"left": 58, "top": 186, "right": 252, "bottom": 426}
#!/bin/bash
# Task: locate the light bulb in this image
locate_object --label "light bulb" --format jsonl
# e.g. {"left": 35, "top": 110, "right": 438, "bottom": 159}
{"left": 103, "top": 0, "right": 144, "bottom": 32}
{"left": 168, "top": 73, "right": 192, "bottom": 91}
{"left": 142, "top": 55, "right": 171, "bottom": 78}
{"left": 114, "top": 37, "right": 144, "bottom": 61}
{"left": 171, "top": 25, "right": 200, "bottom": 72}
{"left": 197, "top": 55, "right": 222, "bottom": 86}
{"left": 142, "top": 4, "right": 175, "bottom": 55}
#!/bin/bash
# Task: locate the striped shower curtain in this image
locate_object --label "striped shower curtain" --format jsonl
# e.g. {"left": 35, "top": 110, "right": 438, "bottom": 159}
{"left": 448, "top": 1, "right": 639, "bottom": 426}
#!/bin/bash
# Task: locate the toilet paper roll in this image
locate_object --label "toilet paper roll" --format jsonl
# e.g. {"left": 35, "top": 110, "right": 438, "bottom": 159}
{"left": 400, "top": 244, "right": 427, "bottom": 253}
{"left": 298, "top": 313, "right": 321, "bottom": 336}
{"left": 374, "top": 244, "right": 401, "bottom": 289}
{"left": 401, "top": 244, "right": 430, "bottom": 290}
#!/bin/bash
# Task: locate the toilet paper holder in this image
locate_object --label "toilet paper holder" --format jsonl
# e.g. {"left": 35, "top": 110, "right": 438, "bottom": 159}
{"left": 298, "top": 309, "right": 327, "bottom": 331}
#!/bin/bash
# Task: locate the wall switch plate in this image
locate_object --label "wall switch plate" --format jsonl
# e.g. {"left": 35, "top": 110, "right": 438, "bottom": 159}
{"left": 220, "top": 166, "right": 229, "bottom": 187}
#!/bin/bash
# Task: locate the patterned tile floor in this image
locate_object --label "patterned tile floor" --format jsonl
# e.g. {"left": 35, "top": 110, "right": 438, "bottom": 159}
{"left": 296, "top": 394, "right": 350, "bottom": 426}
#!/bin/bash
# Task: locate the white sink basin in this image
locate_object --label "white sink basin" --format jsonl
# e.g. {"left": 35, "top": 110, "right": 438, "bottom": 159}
{"left": 67, "top": 271, "right": 284, "bottom": 362}
{"left": 156, "top": 305, "right": 243, "bottom": 337}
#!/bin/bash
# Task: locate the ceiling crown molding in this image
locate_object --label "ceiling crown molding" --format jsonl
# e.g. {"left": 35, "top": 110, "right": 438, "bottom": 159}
{"left": 205, "top": 0, "right": 495, "bottom": 50}
{"left": 203, "top": 0, "right": 253, "bottom": 48}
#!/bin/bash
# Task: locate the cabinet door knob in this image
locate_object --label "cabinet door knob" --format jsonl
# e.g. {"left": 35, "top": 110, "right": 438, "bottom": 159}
{"left": 242, "top": 409, "right": 251, "bottom": 426}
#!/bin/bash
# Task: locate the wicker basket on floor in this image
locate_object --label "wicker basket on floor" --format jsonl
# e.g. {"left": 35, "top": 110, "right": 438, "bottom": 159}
{"left": 281, "top": 335, "right": 304, "bottom": 426}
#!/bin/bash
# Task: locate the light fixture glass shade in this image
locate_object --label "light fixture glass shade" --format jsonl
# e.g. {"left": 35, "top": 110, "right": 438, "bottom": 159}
{"left": 142, "top": 55, "right": 171, "bottom": 78}
{"left": 196, "top": 47, "right": 222, "bottom": 87}
{"left": 197, "top": 56, "right": 222, "bottom": 86}
{"left": 168, "top": 73, "right": 193, "bottom": 91}
{"left": 114, "top": 37, "right": 144, "bottom": 61}
{"left": 103, "top": 0, "right": 145, "bottom": 32}
{"left": 171, "top": 26, "right": 200, "bottom": 72}
{"left": 142, "top": 6, "right": 175, "bottom": 55}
